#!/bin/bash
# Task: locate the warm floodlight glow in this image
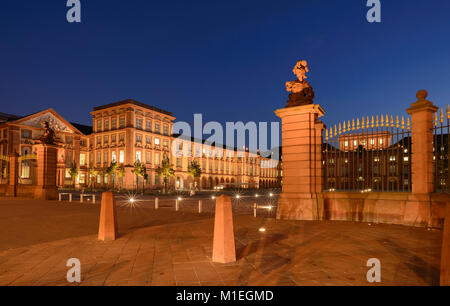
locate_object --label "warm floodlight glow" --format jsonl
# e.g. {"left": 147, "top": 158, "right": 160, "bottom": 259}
{"left": 236, "top": 195, "right": 240, "bottom": 199}
{"left": 129, "top": 198, "right": 135, "bottom": 203}
{"left": 255, "top": 194, "right": 259, "bottom": 197}
{"left": 211, "top": 196, "right": 216, "bottom": 200}
{"left": 259, "top": 227, "right": 266, "bottom": 232}
{"left": 178, "top": 197, "right": 182, "bottom": 201}
{"left": 269, "top": 193, "right": 273, "bottom": 197}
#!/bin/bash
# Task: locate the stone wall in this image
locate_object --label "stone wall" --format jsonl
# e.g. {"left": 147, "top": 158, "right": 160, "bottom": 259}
{"left": 277, "top": 191, "right": 450, "bottom": 228}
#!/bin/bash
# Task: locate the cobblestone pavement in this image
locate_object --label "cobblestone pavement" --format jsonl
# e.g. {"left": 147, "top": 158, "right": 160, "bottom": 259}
{"left": 0, "top": 198, "right": 442, "bottom": 286}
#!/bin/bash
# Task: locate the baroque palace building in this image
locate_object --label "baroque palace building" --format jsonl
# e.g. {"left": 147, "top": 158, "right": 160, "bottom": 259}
{"left": 0, "top": 100, "right": 281, "bottom": 191}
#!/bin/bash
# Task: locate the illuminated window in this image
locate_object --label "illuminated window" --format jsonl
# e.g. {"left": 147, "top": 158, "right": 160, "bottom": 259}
{"left": 163, "top": 140, "right": 168, "bottom": 148}
{"left": 379, "top": 139, "right": 384, "bottom": 145}
{"left": 155, "top": 138, "right": 160, "bottom": 145}
{"left": 111, "top": 151, "right": 116, "bottom": 163}
{"left": 136, "top": 151, "right": 142, "bottom": 163}
{"left": 155, "top": 153, "right": 160, "bottom": 165}
{"left": 136, "top": 118, "right": 142, "bottom": 130}
{"left": 119, "top": 150, "right": 124, "bottom": 163}
{"left": 146, "top": 151, "right": 151, "bottom": 164}
{"left": 370, "top": 139, "right": 375, "bottom": 145}
{"left": 80, "top": 153, "right": 86, "bottom": 166}
{"left": 353, "top": 140, "right": 357, "bottom": 146}
{"left": 344, "top": 141, "right": 349, "bottom": 147}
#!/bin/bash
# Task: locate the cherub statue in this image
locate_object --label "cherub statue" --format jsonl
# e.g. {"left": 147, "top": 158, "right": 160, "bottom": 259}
{"left": 285, "top": 60, "right": 315, "bottom": 107}
{"left": 38, "top": 121, "right": 56, "bottom": 145}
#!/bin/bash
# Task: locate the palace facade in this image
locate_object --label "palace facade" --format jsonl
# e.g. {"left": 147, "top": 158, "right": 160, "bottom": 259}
{"left": 0, "top": 100, "right": 281, "bottom": 191}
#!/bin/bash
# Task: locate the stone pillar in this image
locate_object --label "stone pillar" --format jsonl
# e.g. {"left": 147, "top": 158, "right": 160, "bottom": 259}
{"left": 34, "top": 144, "right": 58, "bottom": 200}
{"left": 406, "top": 90, "right": 438, "bottom": 194}
{"left": 212, "top": 195, "right": 236, "bottom": 263}
{"left": 5, "top": 152, "right": 19, "bottom": 197}
{"left": 441, "top": 203, "right": 450, "bottom": 286}
{"left": 275, "top": 104, "right": 325, "bottom": 220}
{"left": 98, "top": 191, "right": 118, "bottom": 241}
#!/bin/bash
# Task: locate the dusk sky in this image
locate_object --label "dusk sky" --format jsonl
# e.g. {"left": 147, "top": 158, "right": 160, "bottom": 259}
{"left": 1, "top": 0, "right": 450, "bottom": 132}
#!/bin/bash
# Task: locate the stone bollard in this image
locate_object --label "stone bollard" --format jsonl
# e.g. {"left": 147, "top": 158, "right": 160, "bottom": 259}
{"left": 212, "top": 195, "right": 236, "bottom": 263}
{"left": 58, "top": 193, "right": 62, "bottom": 201}
{"left": 155, "top": 197, "right": 159, "bottom": 210}
{"left": 69, "top": 193, "right": 72, "bottom": 202}
{"left": 93, "top": 195, "right": 96, "bottom": 204}
{"left": 98, "top": 192, "right": 118, "bottom": 241}
{"left": 441, "top": 204, "right": 450, "bottom": 286}
{"left": 253, "top": 203, "right": 257, "bottom": 218}
{"left": 198, "top": 200, "right": 203, "bottom": 214}
{"left": 175, "top": 198, "right": 180, "bottom": 211}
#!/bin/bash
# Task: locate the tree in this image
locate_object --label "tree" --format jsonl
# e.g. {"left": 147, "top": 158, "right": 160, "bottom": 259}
{"left": 88, "top": 168, "right": 98, "bottom": 190}
{"left": 106, "top": 161, "right": 118, "bottom": 191}
{"left": 187, "top": 159, "right": 202, "bottom": 191}
{"left": 132, "top": 161, "right": 147, "bottom": 193}
{"left": 116, "top": 164, "right": 125, "bottom": 191}
{"left": 156, "top": 155, "right": 175, "bottom": 194}
{"left": 68, "top": 161, "right": 78, "bottom": 189}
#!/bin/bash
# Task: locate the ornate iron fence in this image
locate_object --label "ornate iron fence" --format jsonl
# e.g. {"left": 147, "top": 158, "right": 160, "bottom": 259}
{"left": 323, "top": 115, "right": 411, "bottom": 192}
{"left": 433, "top": 106, "right": 449, "bottom": 193}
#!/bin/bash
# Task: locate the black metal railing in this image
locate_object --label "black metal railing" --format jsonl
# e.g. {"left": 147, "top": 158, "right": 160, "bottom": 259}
{"left": 323, "top": 115, "right": 411, "bottom": 192}
{"left": 433, "top": 106, "right": 449, "bottom": 193}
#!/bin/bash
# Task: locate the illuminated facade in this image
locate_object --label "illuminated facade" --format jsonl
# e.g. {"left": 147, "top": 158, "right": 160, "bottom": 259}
{"left": 0, "top": 100, "right": 281, "bottom": 191}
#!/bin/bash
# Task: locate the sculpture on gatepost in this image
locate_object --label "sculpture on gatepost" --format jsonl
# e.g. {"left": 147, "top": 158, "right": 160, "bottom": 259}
{"left": 285, "top": 60, "right": 315, "bottom": 107}
{"left": 37, "top": 121, "right": 57, "bottom": 145}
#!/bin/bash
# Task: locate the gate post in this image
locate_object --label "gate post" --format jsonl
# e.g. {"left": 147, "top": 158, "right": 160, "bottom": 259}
{"left": 5, "top": 152, "right": 19, "bottom": 197}
{"left": 406, "top": 90, "right": 438, "bottom": 194}
{"left": 275, "top": 104, "right": 326, "bottom": 220}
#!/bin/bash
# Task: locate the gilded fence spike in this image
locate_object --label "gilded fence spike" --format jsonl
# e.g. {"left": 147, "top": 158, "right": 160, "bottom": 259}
{"left": 407, "top": 118, "right": 410, "bottom": 130}
{"left": 348, "top": 120, "right": 351, "bottom": 132}
{"left": 338, "top": 123, "right": 342, "bottom": 135}
{"left": 361, "top": 117, "right": 365, "bottom": 130}
{"left": 440, "top": 109, "right": 444, "bottom": 123}
{"left": 396, "top": 115, "right": 399, "bottom": 128}
{"left": 343, "top": 121, "right": 346, "bottom": 133}
{"left": 434, "top": 112, "right": 438, "bottom": 127}
{"left": 329, "top": 127, "right": 333, "bottom": 139}
{"left": 356, "top": 118, "right": 360, "bottom": 130}
{"left": 366, "top": 117, "right": 369, "bottom": 130}
{"left": 401, "top": 116, "right": 405, "bottom": 130}
{"left": 386, "top": 115, "right": 389, "bottom": 128}
{"left": 390, "top": 115, "right": 394, "bottom": 128}
{"left": 325, "top": 129, "right": 329, "bottom": 140}
{"left": 352, "top": 119, "right": 355, "bottom": 131}
{"left": 334, "top": 124, "right": 337, "bottom": 137}
{"left": 371, "top": 116, "right": 374, "bottom": 129}
{"left": 376, "top": 115, "right": 379, "bottom": 128}
{"left": 447, "top": 104, "right": 450, "bottom": 120}
{"left": 380, "top": 115, "right": 384, "bottom": 127}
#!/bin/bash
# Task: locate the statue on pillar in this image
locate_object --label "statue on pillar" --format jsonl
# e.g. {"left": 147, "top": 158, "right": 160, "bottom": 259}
{"left": 36, "top": 121, "right": 58, "bottom": 145}
{"left": 285, "top": 60, "right": 315, "bottom": 107}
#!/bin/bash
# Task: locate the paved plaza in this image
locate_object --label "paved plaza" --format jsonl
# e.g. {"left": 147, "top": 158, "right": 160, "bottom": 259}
{"left": 0, "top": 197, "right": 443, "bottom": 286}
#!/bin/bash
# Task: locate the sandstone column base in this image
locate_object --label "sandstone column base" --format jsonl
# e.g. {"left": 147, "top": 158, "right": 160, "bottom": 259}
{"left": 34, "top": 186, "right": 58, "bottom": 200}
{"left": 98, "top": 192, "right": 118, "bottom": 241}
{"left": 277, "top": 192, "right": 324, "bottom": 221}
{"left": 212, "top": 195, "right": 236, "bottom": 263}
{"left": 441, "top": 204, "right": 450, "bottom": 286}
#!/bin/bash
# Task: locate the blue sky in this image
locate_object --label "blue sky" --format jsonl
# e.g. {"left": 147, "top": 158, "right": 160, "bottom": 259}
{"left": 1, "top": 0, "right": 449, "bottom": 131}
